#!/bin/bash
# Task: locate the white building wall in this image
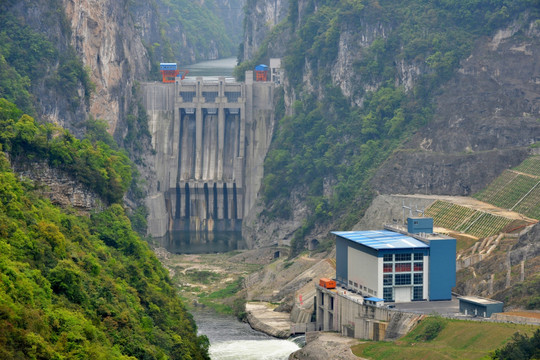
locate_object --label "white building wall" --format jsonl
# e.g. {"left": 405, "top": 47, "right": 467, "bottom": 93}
{"left": 423, "top": 254, "right": 429, "bottom": 300}
{"left": 377, "top": 257, "right": 384, "bottom": 299}
{"left": 348, "top": 247, "right": 379, "bottom": 296}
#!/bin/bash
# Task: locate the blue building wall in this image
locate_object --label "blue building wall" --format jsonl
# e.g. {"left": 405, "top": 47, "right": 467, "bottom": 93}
{"left": 428, "top": 238, "right": 456, "bottom": 300}
{"left": 335, "top": 236, "right": 348, "bottom": 285}
{"left": 160, "top": 63, "right": 177, "bottom": 71}
{"left": 408, "top": 217, "right": 434, "bottom": 234}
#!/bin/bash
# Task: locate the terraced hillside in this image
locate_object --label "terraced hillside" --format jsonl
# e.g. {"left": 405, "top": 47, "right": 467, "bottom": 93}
{"left": 424, "top": 157, "right": 540, "bottom": 239}
{"left": 475, "top": 156, "right": 540, "bottom": 220}
{"left": 424, "top": 200, "right": 527, "bottom": 239}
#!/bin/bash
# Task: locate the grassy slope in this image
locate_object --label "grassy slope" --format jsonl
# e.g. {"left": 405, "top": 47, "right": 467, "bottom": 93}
{"left": 352, "top": 317, "right": 538, "bottom": 360}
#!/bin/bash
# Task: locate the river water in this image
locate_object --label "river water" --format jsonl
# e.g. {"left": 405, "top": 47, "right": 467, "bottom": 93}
{"left": 194, "top": 311, "right": 301, "bottom": 360}
{"left": 184, "top": 57, "right": 237, "bottom": 78}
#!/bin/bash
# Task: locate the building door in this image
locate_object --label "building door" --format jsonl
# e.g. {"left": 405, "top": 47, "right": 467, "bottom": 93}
{"left": 395, "top": 287, "right": 411, "bottom": 302}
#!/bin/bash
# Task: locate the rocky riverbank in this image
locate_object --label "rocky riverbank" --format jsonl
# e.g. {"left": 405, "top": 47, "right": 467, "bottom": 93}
{"left": 245, "top": 302, "right": 293, "bottom": 338}
{"left": 288, "top": 332, "right": 361, "bottom": 360}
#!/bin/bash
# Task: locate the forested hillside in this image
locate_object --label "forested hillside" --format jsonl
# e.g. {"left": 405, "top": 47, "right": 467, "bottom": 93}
{"left": 0, "top": 99, "right": 209, "bottom": 359}
{"left": 239, "top": 0, "right": 540, "bottom": 252}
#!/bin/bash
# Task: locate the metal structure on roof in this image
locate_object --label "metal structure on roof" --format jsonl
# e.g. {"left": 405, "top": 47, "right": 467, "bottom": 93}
{"left": 331, "top": 230, "right": 429, "bottom": 250}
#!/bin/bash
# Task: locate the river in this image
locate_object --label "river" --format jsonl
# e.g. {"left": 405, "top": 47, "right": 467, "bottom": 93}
{"left": 184, "top": 57, "right": 237, "bottom": 78}
{"left": 194, "top": 311, "right": 301, "bottom": 360}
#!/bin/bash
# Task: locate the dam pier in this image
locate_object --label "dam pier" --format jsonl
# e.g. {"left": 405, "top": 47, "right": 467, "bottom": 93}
{"left": 142, "top": 69, "right": 276, "bottom": 241}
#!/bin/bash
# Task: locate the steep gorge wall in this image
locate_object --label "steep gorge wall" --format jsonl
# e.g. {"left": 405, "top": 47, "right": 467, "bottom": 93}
{"left": 372, "top": 19, "right": 540, "bottom": 196}
{"left": 63, "top": 0, "right": 150, "bottom": 135}
{"left": 6, "top": 1, "right": 245, "bottom": 138}
{"left": 241, "top": 0, "right": 289, "bottom": 61}
{"left": 241, "top": 2, "right": 540, "bottom": 249}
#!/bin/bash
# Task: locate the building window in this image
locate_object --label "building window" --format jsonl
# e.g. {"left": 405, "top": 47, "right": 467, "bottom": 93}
{"left": 414, "top": 273, "right": 423, "bottom": 285}
{"left": 395, "top": 274, "right": 411, "bottom": 285}
{"left": 414, "top": 253, "right": 423, "bottom": 261}
{"left": 354, "top": 282, "right": 358, "bottom": 288}
{"left": 349, "top": 280, "right": 353, "bottom": 286}
{"left": 414, "top": 262, "right": 423, "bottom": 271}
{"left": 413, "top": 286, "right": 423, "bottom": 300}
{"left": 384, "top": 274, "right": 392, "bottom": 286}
{"left": 383, "top": 254, "right": 393, "bottom": 262}
{"left": 395, "top": 263, "right": 412, "bottom": 272}
{"left": 383, "top": 287, "right": 393, "bottom": 301}
{"left": 395, "top": 253, "right": 411, "bottom": 262}
{"left": 383, "top": 263, "right": 393, "bottom": 273}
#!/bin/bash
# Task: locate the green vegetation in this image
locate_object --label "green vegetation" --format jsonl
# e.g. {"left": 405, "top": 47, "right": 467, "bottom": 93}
{"left": 250, "top": 0, "right": 538, "bottom": 254}
{"left": 0, "top": 102, "right": 209, "bottom": 359}
{"left": 352, "top": 317, "right": 538, "bottom": 360}
{"left": 0, "top": 99, "right": 132, "bottom": 204}
{"left": 475, "top": 157, "right": 540, "bottom": 220}
{"left": 413, "top": 316, "right": 446, "bottom": 341}
{"left": 499, "top": 272, "right": 540, "bottom": 310}
{"left": 425, "top": 200, "right": 527, "bottom": 238}
{"left": 0, "top": 9, "right": 93, "bottom": 114}
{"left": 195, "top": 278, "right": 245, "bottom": 315}
{"left": 491, "top": 329, "right": 540, "bottom": 360}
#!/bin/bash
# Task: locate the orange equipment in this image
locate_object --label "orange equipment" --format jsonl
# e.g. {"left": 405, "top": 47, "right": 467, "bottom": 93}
{"left": 319, "top": 278, "right": 336, "bottom": 289}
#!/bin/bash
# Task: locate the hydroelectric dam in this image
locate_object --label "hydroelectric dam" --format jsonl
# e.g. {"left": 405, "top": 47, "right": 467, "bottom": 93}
{"left": 142, "top": 70, "right": 276, "bottom": 240}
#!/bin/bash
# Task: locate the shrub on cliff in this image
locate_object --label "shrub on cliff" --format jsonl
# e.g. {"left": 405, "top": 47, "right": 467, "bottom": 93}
{"left": 0, "top": 98, "right": 131, "bottom": 204}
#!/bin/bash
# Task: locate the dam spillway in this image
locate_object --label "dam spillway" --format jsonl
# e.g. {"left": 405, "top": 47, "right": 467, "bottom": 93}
{"left": 142, "top": 71, "right": 275, "bottom": 239}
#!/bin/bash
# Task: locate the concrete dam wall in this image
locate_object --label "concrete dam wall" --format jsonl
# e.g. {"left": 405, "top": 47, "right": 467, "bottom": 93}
{"left": 142, "top": 71, "right": 275, "bottom": 238}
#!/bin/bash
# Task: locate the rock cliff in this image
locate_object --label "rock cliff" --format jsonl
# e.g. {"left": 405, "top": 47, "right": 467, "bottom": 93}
{"left": 5, "top": 0, "right": 244, "bottom": 139}
{"left": 63, "top": 0, "right": 150, "bottom": 135}
{"left": 372, "top": 19, "right": 540, "bottom": 195}
{"left": 11, "top": 158, "right": 102, "bottom": 212}
{"left": 241, "top": 0, "right": 289, "bottom": 61}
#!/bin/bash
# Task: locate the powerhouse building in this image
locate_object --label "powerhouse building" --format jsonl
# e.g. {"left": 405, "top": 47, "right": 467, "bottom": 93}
{"left": 333, "top": 217, "right": 456, "bottom": 303}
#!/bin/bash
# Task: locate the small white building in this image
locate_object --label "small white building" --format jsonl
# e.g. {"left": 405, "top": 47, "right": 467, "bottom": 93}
{"left": 269, "top": 58, "right": 283, "bottom": 85}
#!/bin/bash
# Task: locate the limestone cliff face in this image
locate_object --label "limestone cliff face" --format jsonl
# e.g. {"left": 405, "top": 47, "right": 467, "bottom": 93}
{"left": 4, "top": 0, "right": 151, "bottom": 137}
{"left": 242, "top": 0, "right": 289, "bottom": 61}
{"left": 63, "top": 0, "right": 150, "bottom": 135}
{"left": 373, "top": 19, "right": 540, "bottom": 196}
{"left": 455, "top": 222, "right": 540, "bottom": 306}
{"left": 12, "top": 159, "right": 102, "bottom": 212}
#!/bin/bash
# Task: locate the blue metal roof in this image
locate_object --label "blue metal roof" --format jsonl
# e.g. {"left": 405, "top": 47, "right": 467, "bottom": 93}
{"left": 364, "top": 297, "right": 385, "bottom": 302}
{"left": 332, "top": 230, "right": 429, "bottom": 250}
